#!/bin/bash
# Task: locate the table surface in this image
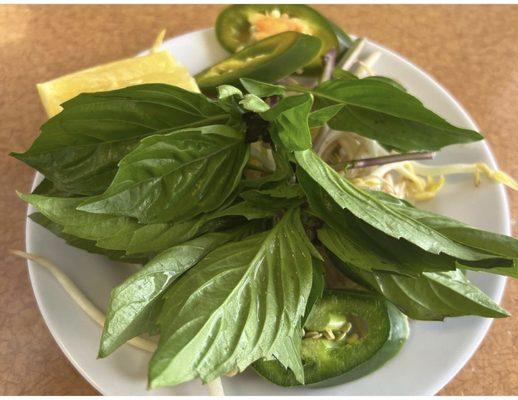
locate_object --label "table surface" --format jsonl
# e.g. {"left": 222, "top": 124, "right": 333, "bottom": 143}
{"left": 0, "top": 4, "right": 517, "bottom": 396}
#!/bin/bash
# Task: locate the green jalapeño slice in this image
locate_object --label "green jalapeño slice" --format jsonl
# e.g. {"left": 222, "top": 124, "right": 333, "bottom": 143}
{"left": 195, "top": 31, "right": 321, "bottom": 91}
{"left": 215, "top": 5, "right": 351, "bottom": 73}
{"left": 253, "top": 290, "right": 409, "bottom": 386}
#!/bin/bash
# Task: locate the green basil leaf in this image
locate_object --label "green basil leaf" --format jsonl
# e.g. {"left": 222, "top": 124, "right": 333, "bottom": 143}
{"left": 332, "top": 69, "right": 358, "bottom": 81}
{"left": 20, "top": 193, "right": 226, "bottom": 255}
{"left": 11, "top": 84, "right": 229, "bottom": 195}
{"left": 364, "top": 76, "right": 407, "bottom": 91}
{"left": 240, "top": 94, "right": 270, "bottom": 113}
{"left": 269, "top": 333, "right": 305, "bottom": 385}
{"left": 243, "top": 150, "right": 293, "bottom": 189}
{"left": 213, "top": 182, "right": 305, "bottom": 220}
{"left": 217, "top": 85, "right": 243, "bottom": 100}
{"left": 368, "top": 189, "right": 518, "bottom": 275}
{"left": 240, "top": 78, "right": 286, "bottom": 97}
{"left": 303, "top": 258, "right": 325, "bottom": 324}
{"left": 210, "top": 201, "right": 276, "bottom": 220}
{"left": 295, "top": 149, "right": 502, "bottom": 262}
{"left": 332, "top": 255, "right": 509, "bottom": 320}
{"left": 298, "top": 168, "right": 455, "bottom": 275}
{"left": 29, "top": 213, "right": 148, "bottom": 264}
{"left": 215, "top": 85, "right": 246, "bottom": 123}
{"left": 262, "top": 94, "right": 313, "bottom": 151}
{"left": 32, "top": 178, "right": 78, "bottom": 198}
{"left": 319, "top": 224, "right": 455, "bottom": 276}
{"left": 78, "top": 125, "right": 249, "bottom": 223}
{"left": 99, "top": 223, "right": 260, "bottom": 357}
{"left": 240, "top": 182, "right": 305, "bottom": 203}
{"left": 333, "top": 70, "right": 406, "bottom": 91}
{"left": 312, "top": 78, "right": 483, "bottom": 151}
{"left": 391, "top": 202, "right": 518, "bottom": 259}
{"left": 149, "top": 208, "right": 313, "bottom": 387}
{"left": 456, "top": 261, "right": 518, "bottom": 278}
{"left": 308, "top": 104, "right": 344, "bottom": 128}
{"left": 213, "top": 198, "right": 304, "bottom": 221}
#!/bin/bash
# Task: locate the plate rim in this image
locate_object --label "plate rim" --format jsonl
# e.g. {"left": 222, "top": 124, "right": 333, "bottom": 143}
{"left": 24, "top": 27, "right": 511, "bottom": 396}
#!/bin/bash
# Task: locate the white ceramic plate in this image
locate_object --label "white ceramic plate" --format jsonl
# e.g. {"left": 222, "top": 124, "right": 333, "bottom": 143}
{"left": 25, "top": 28, "right": 510, "bottom": 396}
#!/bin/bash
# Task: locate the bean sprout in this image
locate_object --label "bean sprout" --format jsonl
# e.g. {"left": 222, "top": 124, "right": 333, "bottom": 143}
{"left": 313, "top": 44, "right": 516, "bottom": 203}
{"left": 11, "top": 250, "right": 225, "bottom": 396}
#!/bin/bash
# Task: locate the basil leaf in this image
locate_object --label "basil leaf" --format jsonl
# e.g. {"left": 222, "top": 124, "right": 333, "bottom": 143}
{"left": 333, "top": 70, "right": 406, "bottom": 91}
{"left": 332, "top": 255, "right": 509, "bottom": 320}
{"left": 78, "top": 125, "right": 249, "bottom": 223}
{"left": 298, "top": 168, "right": 456, "bottom": 275}
{"left": 32, "top": 178, "right": 78, "bottom": 198}
{"left": 240, "top": 182, "right": 305, "bottom": 203}
{"left": 262, "top": 94, "right": 313, "bottom": 151}
{"left": 217, "top": 85, "right": 243, "bottom": 99}
{"left": 368, "top": 189, "right": 518, "bottom": 274}
{"left": 303, "top": 258, "right": 325, "bottom": 324}
{"left": 295, "top": 149, "right": 501, "bottom": 262}
{"left": 149, "top": 208, "right": 313, "bottom": 387}
{"left": 29, "top": 213, "right": 148, "bottom": 264}
{"left": 210, "top": 201, "right": 276, "bottom": 220}
{"left": 390, "top": 201, "right": 518, "bottom": 259}
{"left": 240, "top": 94, "right": 270, "bottom": 113}
{"left": 332, "top": 69, "right": 357, "bottom": 80}
{"left": 456, "top": 261, "right": 518, "bottom": 278}
{"left": 308, "top": 104, "right": 344, "bottom": 128}
{"left": 213, "top": 184, "right": 305, "bottom": 221}
{"left": 11, "top": 84, "right": 229, "bottom": 195}
{"left": 319, "top": 224, "right": 457, "bottom": 276}
{"left": 20, "top": 193, "right": 226, "bottom": 255}
{"left": 212, "top": 182, "right": 305, "bottom": 220}
{"left": 364, "top": 76, "right": 407, "bottom": 91}
{"left": 243, "top": 151, "right": 293, "bottom": 189}
{"left": 99, "top": 223, "right": 260, "bottom": 357}
{"left": 269, "top": 333, "right": 305, "bottom": 385}
{"left": 312, "top": 78, "right": 483, "bottom": 151}
{"left": 215, "top": 85, "right": 247, "bottom": 124}
{"left": 240, "top": 78, "right": 286, "bottom": 97}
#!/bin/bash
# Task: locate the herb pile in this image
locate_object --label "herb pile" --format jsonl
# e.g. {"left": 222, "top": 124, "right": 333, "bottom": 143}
{"left": 12, "top": 69, "right": 518, "bottom": 387}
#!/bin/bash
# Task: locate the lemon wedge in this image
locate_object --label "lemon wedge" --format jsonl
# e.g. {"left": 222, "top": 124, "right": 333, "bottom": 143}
{"left": 37, "top": 31, "right": 198, "bottom": 117}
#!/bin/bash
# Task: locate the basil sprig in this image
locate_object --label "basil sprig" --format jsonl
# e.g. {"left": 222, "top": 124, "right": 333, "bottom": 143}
{"left": 13, "top": 75, "right": 516, "bottom": 389}
{"left": 150, "top": 208, "right": 315, "bottom": 387}
{"left": 11, "top": 84, "right": 230, "bottom": 196}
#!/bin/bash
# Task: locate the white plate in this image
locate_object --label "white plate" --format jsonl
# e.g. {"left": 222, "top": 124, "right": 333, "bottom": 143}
{"left": 25, "top": 28, "right": 510, "bottom": 396}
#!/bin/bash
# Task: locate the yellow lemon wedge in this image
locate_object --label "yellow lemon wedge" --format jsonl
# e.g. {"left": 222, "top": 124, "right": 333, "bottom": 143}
{"left": 37, "top": 30, "right": 198, "bottom": 117}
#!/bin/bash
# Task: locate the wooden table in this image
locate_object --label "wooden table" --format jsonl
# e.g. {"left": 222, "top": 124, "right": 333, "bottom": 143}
{"left": 0, "top": 4, "right": 516, "bottom": 395}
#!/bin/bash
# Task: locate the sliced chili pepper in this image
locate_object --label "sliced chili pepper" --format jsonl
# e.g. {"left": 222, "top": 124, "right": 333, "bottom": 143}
{"left": 195, "top": 32, "right": 321, "bottom": 92}
{"left": 215, "top": 5, "right": 352, "bottom": 74}
{"left": 253, "top": 290, "right": 409, "bottom": 386}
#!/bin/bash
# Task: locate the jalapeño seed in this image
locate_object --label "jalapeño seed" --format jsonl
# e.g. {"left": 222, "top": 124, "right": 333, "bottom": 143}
{"left": 323, "top": 329, "right": 335, "bottom": 340}
{"left": 304, "top": 331, "right": 321, "bottom": 339}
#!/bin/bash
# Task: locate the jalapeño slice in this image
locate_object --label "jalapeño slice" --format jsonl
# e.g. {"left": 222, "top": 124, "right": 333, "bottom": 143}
{"left": 253, "top": 290, "right": 409, "bottom": 386}
{"left": 215, "top": 5, "right": 351, "bottom": 73}
{"left": 195, "top": 31, "right": 321, "bottom": 91}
